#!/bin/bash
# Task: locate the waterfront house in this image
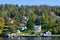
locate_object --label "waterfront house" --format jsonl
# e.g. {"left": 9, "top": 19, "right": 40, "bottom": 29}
{"left": 40, "top": 31, "right": 52, "bottom": 36}
{"left": 19, "top": 16, "right": 28, "bottom": 31}
{"left": 34, "top": 25, "right": 41, "bottom": 32}
{"left": 19, "top": 24, "right": 27, "bottom": 31}
{"left": 56, "top": 16, "right": 60, "bottom": 18}
{"left": 17, "top": 30, "right": 20, "bottom": 33}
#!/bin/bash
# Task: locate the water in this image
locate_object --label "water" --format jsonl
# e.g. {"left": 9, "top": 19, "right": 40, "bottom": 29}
{"left": 0, "top": 36, "right": 60, "bottom": 40}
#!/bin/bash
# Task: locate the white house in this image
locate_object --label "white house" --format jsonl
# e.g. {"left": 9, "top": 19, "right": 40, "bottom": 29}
{"left": 23, "top": 16, "right": 29, "bottom": 21}
{"left": 23, "top": 16, "right": 29, "bottom": 24}
{"left": 40, "top": 31, "right": 52, "bottom": 36}
{"left": 34, "top": 25, "right": 41, "bottom": 32}
{"left": 23, "top": 16, "right": 29, "bottom": 20}
{"left": 19, "top": 16, "right": 28, "bottom": 31}
{"left": 56, "top": 16, "right": 60, "bottom": 18}
{"left": 19, "top": 24, "right": 27, "bottom": 31}
{"left": 17, "top": 30, "right": 20, "bottom": 33}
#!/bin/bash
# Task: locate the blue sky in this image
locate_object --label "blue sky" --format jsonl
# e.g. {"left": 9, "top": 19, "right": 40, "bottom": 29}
{"left": 0, "top": 0, "right": 60, "bottom": 6}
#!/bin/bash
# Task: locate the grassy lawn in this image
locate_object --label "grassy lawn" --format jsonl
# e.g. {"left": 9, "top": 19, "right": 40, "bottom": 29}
{"left": 52, "top": 34, "right": 60, "bottom": 36}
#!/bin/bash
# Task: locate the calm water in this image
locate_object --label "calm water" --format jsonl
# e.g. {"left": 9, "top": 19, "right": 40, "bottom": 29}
{"left": 0, "top": 37, "right": 60, "bottom": 40}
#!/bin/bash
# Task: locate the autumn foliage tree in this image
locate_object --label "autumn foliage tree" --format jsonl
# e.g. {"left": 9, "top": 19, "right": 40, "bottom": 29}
{"left": 0, "top": 17, "right": 5, "bottom": 34}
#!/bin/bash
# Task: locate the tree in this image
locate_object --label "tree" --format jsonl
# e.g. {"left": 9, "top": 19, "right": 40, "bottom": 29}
{"left": 48, "top": 12, "right": 56, "bottom": 30}
{"left": 29, "top": 13, "right": 36, "bottom": 23}
{"left": 0, "top": 4, "right": 60, "bottom": 34}
{"left": 41, "top": 12, "right": 49, "bottom": 26}
{"left": 8, "top": 25, "right": 18, "bottom": 33}
{"left": 49, "top": 12, "right": 56, "bottom": 25}
{"left": 0, "top": 18, "right": 5, "bottom": 34}
{"left": 41, "top": 12, "right": 57, "bottom": 32}
{"left": 27, "top": 20, "right": 34, "bottom": 30}
{"left": 35, "top": 18, "right": 41, "bottom": 25}
{"left": 26, "top": 13, "right": 36, "bottom": 30}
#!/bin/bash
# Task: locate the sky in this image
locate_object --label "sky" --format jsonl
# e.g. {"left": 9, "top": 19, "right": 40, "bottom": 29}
{"left": 0, "top": 0, "right": 60, "bottom": 6}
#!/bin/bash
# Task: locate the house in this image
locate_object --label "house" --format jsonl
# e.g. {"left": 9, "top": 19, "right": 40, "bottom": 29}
{"left": 17, "top": 30, "right": 20, "bottom": 33}
{"left": 56, "top": 16, "right": 60, "bottom": 24}
{"left": 19, "top": 16, "right": 28, "bottom": 31}
{"left": 56, "top": 16, "right": 60, "bottom": 19}
{"left": 40, "top": 31, "right": 52, "bottom": 36}
{"left": 22, "top": 16, "right": 29, "bottom": 24}
{"left": 19, "top": 24, "right": 27, "bottom": 31}
{"left": 23, "top": 16, "right": 29, "bottom": 21}
{"left": 34, "top": 25, "right": 41, "bottom": 32}
{"left": 8, "top": 18, "right": 14, "bottom": 24}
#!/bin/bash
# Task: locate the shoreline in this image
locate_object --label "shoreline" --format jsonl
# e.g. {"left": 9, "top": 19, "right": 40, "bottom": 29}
{"left": 0, "top": 35, "right": 60, "bottom": 37}
{"left": 8, "top": 35, "right": 60, "bottom": 37}
{"left": 1, "top": 33, "right": 60, "bottom": 37}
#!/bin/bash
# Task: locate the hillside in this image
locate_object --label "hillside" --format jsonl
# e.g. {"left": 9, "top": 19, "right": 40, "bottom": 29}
{"left": 0, "top": 4, "right": 60, "bottom": 34}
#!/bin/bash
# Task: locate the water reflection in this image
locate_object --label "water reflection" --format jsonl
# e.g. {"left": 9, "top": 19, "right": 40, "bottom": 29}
{"left": 0, "top": 36, "right": 60, "bottom": 40}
